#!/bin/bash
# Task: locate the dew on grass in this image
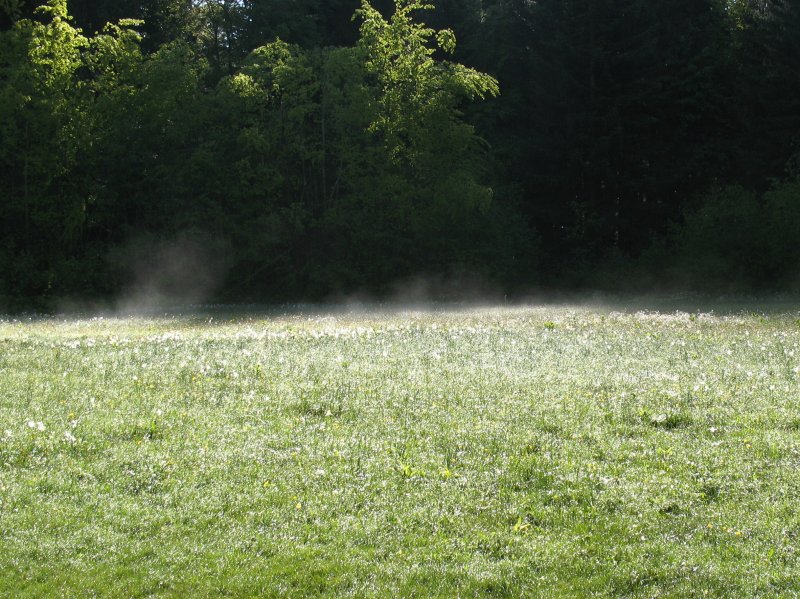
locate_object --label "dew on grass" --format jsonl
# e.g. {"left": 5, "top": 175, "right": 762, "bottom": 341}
{"left": 1, "top": 305, "right": 799, "bottom": 595}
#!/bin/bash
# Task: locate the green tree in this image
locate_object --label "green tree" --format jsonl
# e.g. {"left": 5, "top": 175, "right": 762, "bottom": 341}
{"left": 67, "top": 0, "right": 196, "bottom": 51}
{"left": 349, "top": 0, "right": 521, "bottom": 287}
{"left": 0, "top": 0, "right": 173, "bottom": 305}
{"left": 357, "top": 0, "right": 498, "bottom": 165}
{"left": 476, "top": 0, "right": 732, "bottom": 272}
{"left": 0, "top": 0, "right": 94, "bottom": 302}
{"left": 727, "top": 0, "right": 800, "bottom": 185}
{"left": 203, "top": 1, "right": 528, "bottom": 298}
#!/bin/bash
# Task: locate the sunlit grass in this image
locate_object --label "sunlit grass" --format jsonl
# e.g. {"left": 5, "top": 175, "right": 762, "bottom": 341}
{"left": 1, "top": 306, "right": 799, "bottom": 596}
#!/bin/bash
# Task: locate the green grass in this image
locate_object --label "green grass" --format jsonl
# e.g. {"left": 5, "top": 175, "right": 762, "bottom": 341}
{"left": 2, "top": 305, "right": 800, "bottom": 597}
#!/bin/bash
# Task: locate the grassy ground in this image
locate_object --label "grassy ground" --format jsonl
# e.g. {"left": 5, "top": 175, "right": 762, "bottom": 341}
{"left": 1, "top": 305, "right": 800, "bottom": 597}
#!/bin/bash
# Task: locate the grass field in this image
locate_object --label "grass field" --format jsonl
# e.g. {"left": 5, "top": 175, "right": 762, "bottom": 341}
{"left": 2, "top": 304, "right": 800, "bottom": 597}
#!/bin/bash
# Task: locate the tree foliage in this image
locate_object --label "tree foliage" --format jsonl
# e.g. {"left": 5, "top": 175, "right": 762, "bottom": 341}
{"left": 1, "top": 0, "right": 799, "bottom": 307}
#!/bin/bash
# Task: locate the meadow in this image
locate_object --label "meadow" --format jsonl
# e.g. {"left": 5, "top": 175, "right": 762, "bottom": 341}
{"left": 1, "top": 304, "right": 800, "bottom": 597}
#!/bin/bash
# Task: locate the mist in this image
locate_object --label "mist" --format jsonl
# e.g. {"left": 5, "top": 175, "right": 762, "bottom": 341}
{"left": 109, "top": 232, "right": 232, "bottom": 315}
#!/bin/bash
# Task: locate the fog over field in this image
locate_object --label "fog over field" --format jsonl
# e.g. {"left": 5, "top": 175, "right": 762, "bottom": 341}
{"left": 3, "top": 0, "right": 800, "bottom": 595}
{"left": 2, "top": 305, "right": 800, "bottom": 596}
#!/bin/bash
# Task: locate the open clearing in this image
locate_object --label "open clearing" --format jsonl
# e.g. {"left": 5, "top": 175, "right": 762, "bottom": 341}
{"left": 1, "top": 305, "right": 800, "bottom": 597}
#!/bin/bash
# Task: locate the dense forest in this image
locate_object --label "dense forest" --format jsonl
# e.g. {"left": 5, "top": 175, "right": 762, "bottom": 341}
{"left": 1, "top": 0, "right": 799, "bottom": 309}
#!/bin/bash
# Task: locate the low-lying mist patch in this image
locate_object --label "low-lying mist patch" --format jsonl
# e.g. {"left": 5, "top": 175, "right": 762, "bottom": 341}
{"left": 326, "top": 271, "right": 507, "bottom": 312}
{"left": 109, "top": 231, "right": 232, "bottom": 315}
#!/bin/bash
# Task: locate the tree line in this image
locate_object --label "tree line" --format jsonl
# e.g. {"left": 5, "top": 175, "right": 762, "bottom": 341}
{"left": 1, "top": 0, "right": 799, "bottom": 309}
